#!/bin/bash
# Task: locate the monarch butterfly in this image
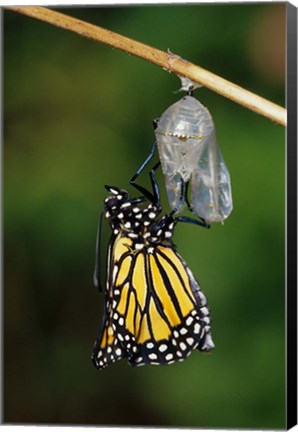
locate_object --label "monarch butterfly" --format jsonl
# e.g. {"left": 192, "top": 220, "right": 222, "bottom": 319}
{"left": 92, "top": 173, "right": 214, "bottom": 369}
{"left": 139, "top": 94, "right": 233, "bottom": 224}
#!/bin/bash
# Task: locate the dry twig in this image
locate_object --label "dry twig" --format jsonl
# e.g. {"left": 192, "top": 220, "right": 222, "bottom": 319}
{"left": 7, "top": 6, "right": 286, "bottom": 127}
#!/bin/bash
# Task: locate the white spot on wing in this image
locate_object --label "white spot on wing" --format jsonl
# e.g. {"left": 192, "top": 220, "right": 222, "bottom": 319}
{"left": 180, "top": 342, "right": 187, "bottom": 351}
{"left": 159, "top": 344, "right": 167, "bottom": 352}
{"left": 194, "top": 323, "right": 201, "bottom": 334}
{"left": 201, "top": 307, "right": 209, "bottom": 316}
{"left": 186, "top": 316, "right": 194, "bottom": 326}
{"left": 186, "top": 337, "right": 194, "bottom": 345}
{"left": 149, "top": 353, "right": 158, "bottom": 360}
{"left": 128, "top": 233, "right": 138, "bottom": 238}
{"left": 112, "top": 266, "right": 118, "bottom": 283}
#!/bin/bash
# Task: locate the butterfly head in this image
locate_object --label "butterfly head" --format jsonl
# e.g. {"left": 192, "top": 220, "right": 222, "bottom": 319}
{"left": 103, "top": 185, "right": 146, "bottom": 225}
{"left": 104, "top": 185, "right": 130, "bottom": 208}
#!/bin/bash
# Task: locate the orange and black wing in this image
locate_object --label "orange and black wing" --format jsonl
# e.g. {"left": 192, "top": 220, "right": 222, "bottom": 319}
{"left": 92, "top": 235, "right": 214, "bottom": 369}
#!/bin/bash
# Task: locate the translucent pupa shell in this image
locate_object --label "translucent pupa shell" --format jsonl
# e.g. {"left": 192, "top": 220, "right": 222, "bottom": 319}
{"left": 154, "top": 95, "right": 233, "bottom": 223}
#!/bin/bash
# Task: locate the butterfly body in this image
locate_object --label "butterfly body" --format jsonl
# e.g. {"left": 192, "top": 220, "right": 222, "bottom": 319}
{"left": 92, "top": 186, "right": 214, "bottom": 369}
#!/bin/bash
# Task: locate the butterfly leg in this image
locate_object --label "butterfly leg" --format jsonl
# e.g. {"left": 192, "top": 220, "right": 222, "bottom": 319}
{"left": 175, "top": 215, "right": 210, "bottom": 229}
{"left": 130, "top": 141, "right": 157, "bottom": 202}
{"left": 148, "top": 160, "right": 161, "bottom": 207}
{"left": 130, "top": 141, "right": 162, "bottom": 207}
{"left": 184, "top": 179, "right": 192, "bottom": 210}
{"left": 182, "top": 179, "right": 210, "bottom": 228}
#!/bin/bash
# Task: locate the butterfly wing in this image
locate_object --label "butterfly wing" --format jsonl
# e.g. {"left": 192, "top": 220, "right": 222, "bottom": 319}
{"left": 92, "top": 232, "right": 214, "bottom": 369}
{"left": 128, "top": 245, "right": 214, "bottom": 366}
{"left": 92, "top": 234, "right": 141, "bottom": 369}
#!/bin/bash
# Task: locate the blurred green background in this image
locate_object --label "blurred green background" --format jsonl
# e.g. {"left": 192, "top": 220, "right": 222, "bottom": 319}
{"left": 4, "top": 3, "right": 286, "bottom": 429}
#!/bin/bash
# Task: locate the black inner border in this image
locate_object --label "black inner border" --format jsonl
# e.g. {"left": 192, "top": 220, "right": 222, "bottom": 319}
{"left": 286, "top": 3, "right": 297, "bottom": 429}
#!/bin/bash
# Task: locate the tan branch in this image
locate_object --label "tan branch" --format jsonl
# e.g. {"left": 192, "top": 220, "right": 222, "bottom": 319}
{"left": 7, "top": 6, "right": 286, "bottom": 127}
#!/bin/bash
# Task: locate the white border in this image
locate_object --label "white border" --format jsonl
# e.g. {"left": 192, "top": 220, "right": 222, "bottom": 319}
{"left": 1, "top": 2, "right": 296, "bottom": 432}
{"left": 0, "top": 0, "right": 290, "bottom": 6}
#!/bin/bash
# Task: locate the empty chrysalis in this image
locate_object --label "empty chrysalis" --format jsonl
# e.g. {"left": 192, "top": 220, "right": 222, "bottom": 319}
{"left": 154, "top": 95, "right": 233, "bottom": 223}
